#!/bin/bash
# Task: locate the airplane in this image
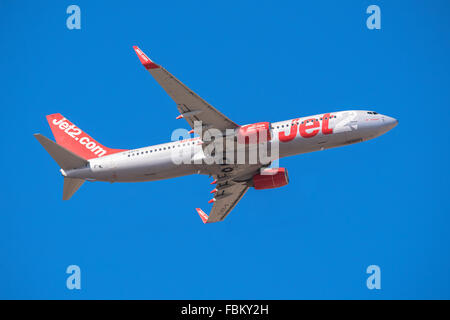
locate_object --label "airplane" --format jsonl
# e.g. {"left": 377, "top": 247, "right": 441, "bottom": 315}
{"left": 34, "top": 46, "right": 398, "bottom": 224}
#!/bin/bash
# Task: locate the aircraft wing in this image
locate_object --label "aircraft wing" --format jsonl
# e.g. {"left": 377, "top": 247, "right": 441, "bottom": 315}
{"left": 133, "top": 46, "right": 262, "bottom": 224}
{"left": 196, "top": 182, "right": 250, "bottom": 224}
{"left": 195, "top": 163, "right": 261, "bottom": 223}
{"left": 133, "top": 46, "right": 239, "bottom": 132}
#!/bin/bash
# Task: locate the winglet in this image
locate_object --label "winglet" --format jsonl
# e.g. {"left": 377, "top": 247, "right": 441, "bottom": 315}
{"left": 196, "top": 208, "right": 209, "bottom": 224}
{"left": 132, "top": 46, "right": 159, "bottom": 69}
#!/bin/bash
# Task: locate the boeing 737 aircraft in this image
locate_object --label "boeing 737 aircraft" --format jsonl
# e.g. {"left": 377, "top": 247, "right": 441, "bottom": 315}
{"left": 34, "top": 46, "right": 398, "bottom": 223}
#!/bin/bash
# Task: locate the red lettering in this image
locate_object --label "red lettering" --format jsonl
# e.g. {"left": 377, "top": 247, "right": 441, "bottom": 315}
{"left": 278, "top": 118, "right": 299, "bottom": 142}
{"left": 322, "top": 113, "right": 333, "bottom": 135}
{"left": 299, "top": 118, "right": 320, "bottom": 138}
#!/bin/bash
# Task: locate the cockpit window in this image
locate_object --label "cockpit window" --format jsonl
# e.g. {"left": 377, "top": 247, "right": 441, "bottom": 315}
{"left": 367, "top": 111, "right": 379, "bottom": 115}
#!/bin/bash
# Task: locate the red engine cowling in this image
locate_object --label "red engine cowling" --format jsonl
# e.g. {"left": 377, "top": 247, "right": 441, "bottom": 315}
{"left": 237, "top": 122, "right": 271, "bottom": 144}
{"left": 253, "top": 168, "right": 289, "bottom": 190}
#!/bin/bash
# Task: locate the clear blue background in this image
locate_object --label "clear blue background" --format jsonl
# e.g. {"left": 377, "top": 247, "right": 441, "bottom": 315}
{"left": 1, "top": 0, "right": 449, "bottom": 299}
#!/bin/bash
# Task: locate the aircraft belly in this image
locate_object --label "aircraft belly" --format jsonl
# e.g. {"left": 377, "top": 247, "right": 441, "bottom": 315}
{"left": 113, "top": 156, "right": 198, "bottom": 182}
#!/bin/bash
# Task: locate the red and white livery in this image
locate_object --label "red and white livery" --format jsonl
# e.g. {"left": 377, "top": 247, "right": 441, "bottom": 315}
{"left": 34, "top": 46, "right": 398, "bottom": 223}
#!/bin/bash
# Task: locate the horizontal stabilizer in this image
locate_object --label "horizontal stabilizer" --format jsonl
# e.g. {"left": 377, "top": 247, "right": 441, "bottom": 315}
{"left": 34, "top": 133, "right": 88, "bottom": 170}
{"left": 63, "top": 177, "right": 85, "bottom": 200}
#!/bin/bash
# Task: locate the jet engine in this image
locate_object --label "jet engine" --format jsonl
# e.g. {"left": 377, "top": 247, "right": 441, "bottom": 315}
{"left": 252, "top": 168, "right": 289, "bottom": 190}
{"left": 237, "top": 122, "right": 271, "bottom": 144}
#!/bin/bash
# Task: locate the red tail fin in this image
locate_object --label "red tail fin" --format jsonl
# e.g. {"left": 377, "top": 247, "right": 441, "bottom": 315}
{"left": 46, "top": 113, "right": 126, "bottom": 160}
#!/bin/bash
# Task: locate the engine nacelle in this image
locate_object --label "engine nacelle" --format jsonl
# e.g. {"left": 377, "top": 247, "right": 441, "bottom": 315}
{"left": 253, "top": 168, "right": 289, "bottom": 190}
{"left": 237, "top": 122, "right": 271, "bottom": 144}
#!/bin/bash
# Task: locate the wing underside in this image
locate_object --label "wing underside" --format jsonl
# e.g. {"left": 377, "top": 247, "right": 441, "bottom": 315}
{"left": 133, "top": 46, "right": 239, "bottom": 132}
{"left": 133, "top": 46, "right": 260, "bottom": 223}
{"left": 197, "top": 182, "right": 250, "bottom": 223}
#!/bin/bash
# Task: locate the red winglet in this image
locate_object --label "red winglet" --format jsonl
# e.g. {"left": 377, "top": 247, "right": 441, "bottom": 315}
{"left": 196, "top": 208, "right": 209, "bottom": 224}
{"left": 132, "top": 46, "right": 159, "bottom": 69}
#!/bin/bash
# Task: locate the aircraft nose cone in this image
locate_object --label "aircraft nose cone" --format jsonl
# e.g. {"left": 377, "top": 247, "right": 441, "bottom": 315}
{"left": 383, "top": 116, "right": 398, "bottom": 131}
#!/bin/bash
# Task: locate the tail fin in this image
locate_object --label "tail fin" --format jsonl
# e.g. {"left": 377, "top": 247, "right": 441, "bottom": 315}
{"left": 34, "top": 134, "right": 88, "bottom": 170}
{"left": 46, "top": 113, "right": 125, "bottom": 160}
{"left": 63, "top": 177, "right": 85, "bottom": 200}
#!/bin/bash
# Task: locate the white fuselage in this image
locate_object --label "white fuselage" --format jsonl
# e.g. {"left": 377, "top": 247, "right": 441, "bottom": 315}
{"left": 63, "top": 110, "right": 397, "bottom": 183}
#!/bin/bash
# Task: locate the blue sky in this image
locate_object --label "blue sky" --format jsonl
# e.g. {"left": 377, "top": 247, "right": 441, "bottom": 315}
{"left": 1, "top": 0, "right": 449, "bottom": 299}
